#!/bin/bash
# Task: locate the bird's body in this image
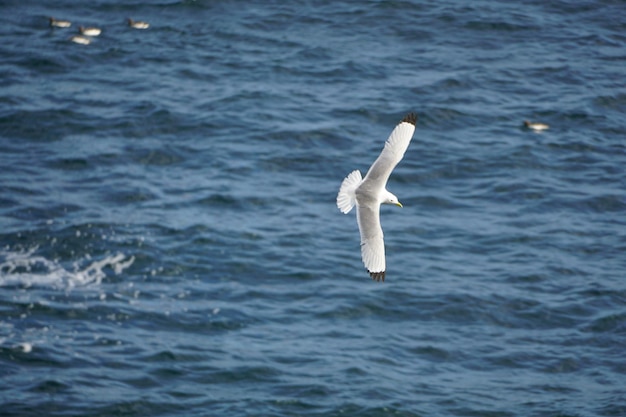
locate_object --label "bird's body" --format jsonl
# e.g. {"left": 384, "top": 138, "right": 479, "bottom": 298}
{"left": 49, "top": 17, "right": 71, "bottom": 28}
{"left": 127, "top": 18, "right": 150, "bottom": 29}
{"left": 524, "top": 120, "right": 549, "bottom": 131}
{"left": 79, "top": 26, "right": 101, "bottom": 36}
{"left": 70, "top": 35, "right": 91, "bottom": 45}
{"left": 337, "top": 113, "right": 417, "bottom": 282}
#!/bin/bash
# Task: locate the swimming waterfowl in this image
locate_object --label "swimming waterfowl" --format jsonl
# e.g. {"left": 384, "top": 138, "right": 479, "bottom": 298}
{"left": 127, "top": 18, "right": 150, "bottom": 29}
{"left": 524, "top": 120, "right": 549, "bottom": 131}
{"left": 49, "top": 17, "right": 71, "bottom": 28}
{"left": 70, "top": 35, "right": 91, "bottom": 45}
{"left": 79, "top": 26, "right": 101, "bottom": 36}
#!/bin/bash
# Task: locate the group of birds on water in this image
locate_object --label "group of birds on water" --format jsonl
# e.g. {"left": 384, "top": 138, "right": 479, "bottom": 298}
{"left": 49, "top": 16, "right": 149, "bottom": 45}
{"left": 337, "top": 114, "right": 549, "bottom": 282}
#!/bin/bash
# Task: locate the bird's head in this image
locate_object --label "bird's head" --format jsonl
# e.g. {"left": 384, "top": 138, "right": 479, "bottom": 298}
{"left": 384, "top": 191, "right": 403, "bottom": 208}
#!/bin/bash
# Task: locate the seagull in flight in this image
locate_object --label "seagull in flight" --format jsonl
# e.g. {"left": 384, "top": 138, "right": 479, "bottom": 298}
{"left": 337, "top": 113, "right": 417, "bottom": 282}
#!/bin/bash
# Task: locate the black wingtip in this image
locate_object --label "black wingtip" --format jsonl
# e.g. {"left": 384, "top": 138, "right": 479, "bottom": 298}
{"left": 401, "top": 113, "right": 417, "bottom": 126}
{"left": 369, "top": 270, "right": 385, "bottom": 282}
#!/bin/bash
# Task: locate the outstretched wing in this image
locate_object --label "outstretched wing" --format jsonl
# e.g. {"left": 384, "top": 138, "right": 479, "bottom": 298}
{"left": 356, "top": 202, "right": 386, "bottom": 281}
{"left": 361, "top": 113, "right": 417, "bottom": 190}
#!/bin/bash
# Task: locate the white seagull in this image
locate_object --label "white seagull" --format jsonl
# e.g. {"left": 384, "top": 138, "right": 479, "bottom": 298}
{"left": 336, "top": 113, "right": 417, "bottom": 282}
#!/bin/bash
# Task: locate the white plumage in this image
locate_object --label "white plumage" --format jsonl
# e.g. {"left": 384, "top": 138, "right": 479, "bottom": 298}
{"left": 337, "top": 113, "right": 417, "bottom": 282}
{"left": 79, "top": 26, "right": 102, "bottom": 37}
{"left": 49, "top": 17, "right": 72, "bottom": 28}
{"left": 70, "top": 35, "right": 91, "bottom": 45}
{"left": 524, "top": 120, "right": 549, "bottom": 131}
{"left": 336, "top": 170, "right": 362, "bottom": 214}
{"left": 127, "top": 18, "right": 150, "bottom": 29}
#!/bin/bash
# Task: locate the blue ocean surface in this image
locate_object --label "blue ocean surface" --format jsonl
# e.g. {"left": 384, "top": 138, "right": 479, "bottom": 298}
{"left": 1, "top": 1, "right": 625, "bottom": 416}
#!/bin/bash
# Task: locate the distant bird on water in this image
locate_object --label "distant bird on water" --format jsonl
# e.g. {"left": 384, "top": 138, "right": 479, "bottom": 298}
{"left": 524, "top": 120, "right": 549, "bottom": 132}
{"left": 127, "top": 18, "right": 150, "bottom": 29}
{"left": 49, "top": 17, "right": 71, "bottom": 28}
{"left": 79, "top": 26, "right": 102, "bottom": 37}
{"left": 70, "top": 35, "right": 91, "bottom": 45}
{"left": 337, "top": 113, "right": 417, "bottom": 282}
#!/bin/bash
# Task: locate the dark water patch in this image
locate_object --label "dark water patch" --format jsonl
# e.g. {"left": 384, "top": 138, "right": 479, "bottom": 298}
{"left": 133, "top": 147, "right": 187, "bottom": 167}
{"left": 207, "top": 365, "right": 283, "bottom": 385}
{"left": 465, "top": 19, "right": 538, "bottom": 33}
{"left": 29, "top": 378, "right": 70, "bottom": 394}
{"left": 81, "top": 399, "right": 182, "bottom": 417}
{"left": 583, "top": 312, "right": 626, "bottom": 334}
{"left": 579, "top": 194, "right": 626, "bottom": 213}
{"left": 46, "top": 157, "right": 90, "bottom": 171}
{"left": 14, "top": 54, "right": 69, "bottom": 75}
{"left": 196, "top": 193, "right": 240, "bottom": 208}
{"left": 0, "top": 108, "right": 97, "bottom": 141}
{"left": 409, "top": 345, "right": 455, "bottom": 363}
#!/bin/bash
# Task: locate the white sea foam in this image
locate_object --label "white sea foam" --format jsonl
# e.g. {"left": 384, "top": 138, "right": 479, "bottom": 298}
{"left": 0, "top": 247, "right": 134, "bottom": 289}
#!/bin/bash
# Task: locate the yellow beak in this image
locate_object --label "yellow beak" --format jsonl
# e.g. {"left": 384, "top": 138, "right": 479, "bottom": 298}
{"left": 396, "top": 202, "right": 403, "bottom": 208}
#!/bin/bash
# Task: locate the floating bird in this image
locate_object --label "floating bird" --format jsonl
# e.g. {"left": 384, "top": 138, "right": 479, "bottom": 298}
{"left": 337, "top": 113, "right": 417, "bottom": 282}
{"left": 524, "top": 120, "right": 549, "bottom": 131}
{"left": 79, "top": 26, "right": 101, "bottom": 36}
{"left": 70, "top": 35, "right": 91, "bottom": 45}
{"left": 49, "top": 17, "right": 71, "bottom": 28}
{"left": 17, "top": 342, "right": 33, "bottom": 353}
{"left": 127, "top": 18, "right": 150, "bottom": 29}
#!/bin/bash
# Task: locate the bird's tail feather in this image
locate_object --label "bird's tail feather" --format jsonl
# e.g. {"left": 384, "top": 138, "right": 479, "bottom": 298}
{"left": 336, "top": 170, "right": 362, "bottom": 214}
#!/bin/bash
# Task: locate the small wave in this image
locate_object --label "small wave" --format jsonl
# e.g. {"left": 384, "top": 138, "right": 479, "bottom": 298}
{"left": 0, "top": 247, "right": 134, "bottom": 289}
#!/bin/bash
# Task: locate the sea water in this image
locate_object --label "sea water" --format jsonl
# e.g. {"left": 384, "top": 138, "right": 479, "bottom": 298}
{"left": 1, "top": 1, "right": 625, "bottom": 416}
